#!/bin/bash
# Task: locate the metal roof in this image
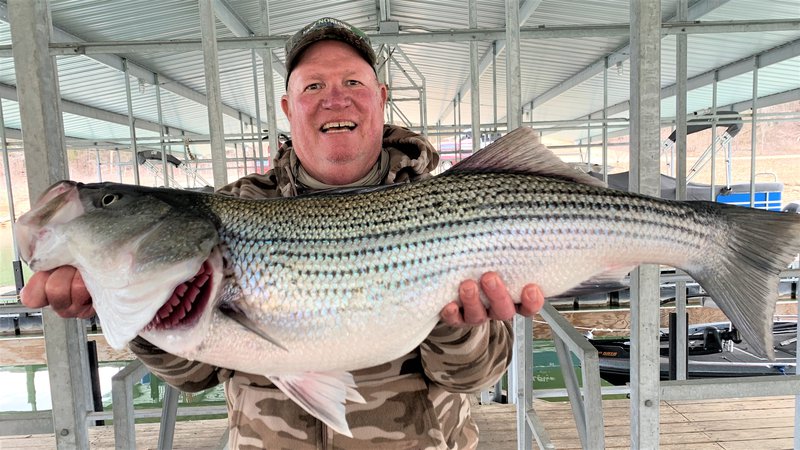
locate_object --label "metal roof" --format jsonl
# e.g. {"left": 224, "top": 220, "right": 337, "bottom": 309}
{"left": 0, "top": 0, "right": 797, "bottom": 156}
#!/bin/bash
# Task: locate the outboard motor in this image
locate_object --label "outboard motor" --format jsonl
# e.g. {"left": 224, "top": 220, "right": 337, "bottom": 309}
{"left": 702, "top": 327, "right": 723, "bottom": 353}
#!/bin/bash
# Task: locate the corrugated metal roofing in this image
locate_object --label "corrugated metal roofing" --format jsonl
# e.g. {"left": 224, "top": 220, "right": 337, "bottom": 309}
{"left": 0, "top": 0, "right": 797, "bottom": 156}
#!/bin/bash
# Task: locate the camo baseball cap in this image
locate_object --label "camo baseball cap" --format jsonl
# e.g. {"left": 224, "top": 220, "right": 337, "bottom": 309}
{"left": 284, "top": 17, "right": 377, "bottom": 86}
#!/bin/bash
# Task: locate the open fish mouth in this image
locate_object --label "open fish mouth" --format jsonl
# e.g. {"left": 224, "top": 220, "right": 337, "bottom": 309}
{"left": 143, "top": 258, "right": 214, "bottom": 331}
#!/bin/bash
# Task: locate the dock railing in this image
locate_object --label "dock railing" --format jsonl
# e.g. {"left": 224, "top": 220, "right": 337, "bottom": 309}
{"left": 501, "top": 267, "right": 800, "bottom": 450}
{"left": 511, "top": 302, "right": 605, "bottom": 450}
{"left": 89, "top": 359, "right": 227, "bottom": 450}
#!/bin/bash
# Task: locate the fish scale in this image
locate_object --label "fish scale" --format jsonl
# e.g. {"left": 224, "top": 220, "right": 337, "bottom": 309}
{"left": 15, "top": 127, "right": 800, "bottom": 437}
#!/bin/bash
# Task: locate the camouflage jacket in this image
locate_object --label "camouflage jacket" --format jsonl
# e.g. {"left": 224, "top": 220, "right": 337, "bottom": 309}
{"left": 129, "top": 124, "right": 515, "bottom": 449}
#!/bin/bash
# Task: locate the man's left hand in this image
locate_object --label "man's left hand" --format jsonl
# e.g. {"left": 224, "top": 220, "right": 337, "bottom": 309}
{"left": 440, "top": 272, "right": 544, "bottom": 327}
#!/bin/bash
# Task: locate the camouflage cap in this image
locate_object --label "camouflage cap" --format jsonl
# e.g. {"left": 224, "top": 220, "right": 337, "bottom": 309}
{"left": 284, "top": 17, "right": 377, "bottom": 87}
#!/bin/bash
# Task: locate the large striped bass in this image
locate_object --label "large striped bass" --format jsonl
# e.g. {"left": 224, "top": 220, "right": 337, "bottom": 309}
{"left": 16, "top": 128, "right": 800, "bottom": 436}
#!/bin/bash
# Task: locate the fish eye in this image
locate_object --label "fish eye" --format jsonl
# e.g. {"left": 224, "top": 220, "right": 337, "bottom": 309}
{"left": 101, "top": 193, "right": 120, "bottom": 206}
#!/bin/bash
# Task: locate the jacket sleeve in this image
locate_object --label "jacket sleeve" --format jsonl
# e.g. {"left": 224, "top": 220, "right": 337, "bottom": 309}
{"left": 419, "top": 320, "right": 514, "bottom": 393}
{"left": 128, "top": 337, "right": 232, "bottom": 392}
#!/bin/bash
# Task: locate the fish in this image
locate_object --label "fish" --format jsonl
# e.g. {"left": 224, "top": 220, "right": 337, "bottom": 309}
{"left": 16, "top": 127, "right": 800, "bottom": 436}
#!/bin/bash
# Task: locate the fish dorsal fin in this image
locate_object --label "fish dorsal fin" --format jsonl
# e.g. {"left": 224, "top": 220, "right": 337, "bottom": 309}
{"left": 447, "top": 127, "right": 607, "bottom": 188}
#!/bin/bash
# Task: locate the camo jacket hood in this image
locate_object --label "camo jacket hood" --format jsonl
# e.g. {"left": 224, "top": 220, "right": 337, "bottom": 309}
{"left": 130, "top": 125, "right": 514, "bottom": 449}
{"left": 221, "top": 124, "right": 441, "bottom": 199}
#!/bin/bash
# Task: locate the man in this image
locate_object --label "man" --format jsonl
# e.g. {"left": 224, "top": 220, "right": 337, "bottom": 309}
{"left": 22, "top": 17, "right": 544, "bottom": 449}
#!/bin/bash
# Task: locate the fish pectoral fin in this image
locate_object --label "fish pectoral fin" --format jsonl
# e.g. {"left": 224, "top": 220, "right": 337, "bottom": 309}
{"left": 269, "top": 371, "right": 366, "bottom": 438}
{"left": 550, "top": 266, "right": 634, "bottom": 298}
{"left": 218, "top": 303, "right": 288, "bottom": 352}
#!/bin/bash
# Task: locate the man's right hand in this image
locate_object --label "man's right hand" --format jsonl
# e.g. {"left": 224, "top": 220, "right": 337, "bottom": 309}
{"left": 20, "top": 266, "right": 95, "bottom": 319}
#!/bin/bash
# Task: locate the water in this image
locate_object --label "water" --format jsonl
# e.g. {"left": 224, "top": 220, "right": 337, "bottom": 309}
{"left": 0, "top": 222, "right": 30, "bottom": 292}
{"left": 0, "top": 340, "right": 609, "bottom": 414}
{"left": 0, "top": 361, "right": 226, "bottom": 414}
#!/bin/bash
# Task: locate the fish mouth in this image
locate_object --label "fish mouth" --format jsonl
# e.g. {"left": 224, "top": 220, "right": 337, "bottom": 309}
{"left": 143, "top": 258, "right": 214, "bottom": 331}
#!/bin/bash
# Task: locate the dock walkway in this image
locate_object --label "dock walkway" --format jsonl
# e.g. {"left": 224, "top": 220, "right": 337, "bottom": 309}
{"left": 1, "top": 395, "right": 795, "bottom": 449}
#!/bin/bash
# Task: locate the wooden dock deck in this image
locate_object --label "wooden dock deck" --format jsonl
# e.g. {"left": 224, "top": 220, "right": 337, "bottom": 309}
{"left": 473, "top": 395, "right": 797, "bottom": 449}
{"left": 1, "top": 395, "right": 795, "bottom": 449}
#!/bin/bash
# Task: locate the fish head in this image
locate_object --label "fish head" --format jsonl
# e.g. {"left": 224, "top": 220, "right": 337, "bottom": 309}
{"left": 16, "top": 181, "right": 221, "bottom": 350}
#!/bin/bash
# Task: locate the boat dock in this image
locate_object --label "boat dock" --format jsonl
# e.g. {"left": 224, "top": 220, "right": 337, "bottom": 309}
{"left": 1, "top": 395, "right": 795, "bottom": 449}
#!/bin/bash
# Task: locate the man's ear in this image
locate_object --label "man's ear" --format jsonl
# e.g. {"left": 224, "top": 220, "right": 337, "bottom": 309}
{"left": 379, "top": 83, "right": 388, "bottom": 108}
{"left": 280, "top": 95, "right": 291, "bottom": 119}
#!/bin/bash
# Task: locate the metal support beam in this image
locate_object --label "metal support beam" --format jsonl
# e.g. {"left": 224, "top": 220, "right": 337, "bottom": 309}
{"left": 505, "top": 0, "right": 522, "bottom": 131}
{"left": 469, "top": 0, "right": 481, "bottom": 152}
{"left": 674, "top": 0, "right": 689, "bottom": 380}
{"left": 796, "top": 313, "right": 800, "bottom": 450}
{"left": 492, "top": 42, "right": 498, "bottom": 131}
{"left": 628, "top": 0, "right": 662, "bottom": 447}
{"left": 513, "top": 316, "right": 533, "bottom": 450}
{"left": 154, "top": 73, "right": 169, "bottom": 187}
{"left": 602, "top": 57, "right": 609, "bottom": 183}
{"left": 8, "top": 1, "right": 92, "bottom": 447}
{"left": 722, "top": 87, "right": 800, "bottom": 112}
{"left": 749, "top": 57, "right": 759, "bottom": 207}
{"left": 662, "top": 376, "right": 800, "bottom": 401}
{"left": 0, "top": 97, "right": 24, "bottom": 294}
{"left": 260, "top": 0, "right": 279, "bottom": 171}
{"left": 2, "top": 18, "right": 795, "bottom": 57}
{"left": 377, "top": 0, "right": 391, "bottom": 22}
{"left": 112, "top": 360, "right": 149, "bottom": 449}
{"left": 250, "top": 50, "right": 265, "bottom": 173}
{"left": 157, "top": 385, "right": 180, "bottom": 450}
{"left": 198, "top": 0, "right": 228, "bottom": 188}
{"left": 122, "top": 60, "right": 141, "bottom": 185}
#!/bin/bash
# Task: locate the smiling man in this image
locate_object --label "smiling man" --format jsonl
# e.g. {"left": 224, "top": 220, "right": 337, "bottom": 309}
{"left": 281, "top": 29, "right": 387, "bottom": 186}
{"left": 21, "top": 17, "right": 544, "bottom": 449}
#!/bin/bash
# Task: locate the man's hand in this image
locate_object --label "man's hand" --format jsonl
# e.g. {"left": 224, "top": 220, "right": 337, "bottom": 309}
{"left": 20, "top": 266, "right": 95, "bottom": 319}
{"left": 440, "top": 272, "right": 544, "bottom": 327}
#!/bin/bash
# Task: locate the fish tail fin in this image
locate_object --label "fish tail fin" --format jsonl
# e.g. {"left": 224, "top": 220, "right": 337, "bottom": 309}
{"left": 685, "top": 203, "right": 800, "bottom": 359}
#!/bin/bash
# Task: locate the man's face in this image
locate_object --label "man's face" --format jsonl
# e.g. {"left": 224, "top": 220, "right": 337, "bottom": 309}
{"left": 281, "top": 40, "right": 388, "bottom": 185}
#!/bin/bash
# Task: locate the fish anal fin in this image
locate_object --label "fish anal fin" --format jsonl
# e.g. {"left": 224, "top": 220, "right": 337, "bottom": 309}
{"left": 447, "top": 127, "right": 607, "bottom": 188}
{"left": 218, "top": 303, "right": 288, "bottom": 352}
{"left": 552, "top": 266, "right": 633, "bottom": 298}
{"left": 269, "top": 371, "right": 366, "bottom": 438}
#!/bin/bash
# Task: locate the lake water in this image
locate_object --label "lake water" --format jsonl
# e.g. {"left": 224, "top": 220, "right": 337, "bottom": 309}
{"left": 0, "top": 362, "right": 226, "bottom": 414}
{"left": 0, "top": 222, "right": 30, "bottom": 292}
